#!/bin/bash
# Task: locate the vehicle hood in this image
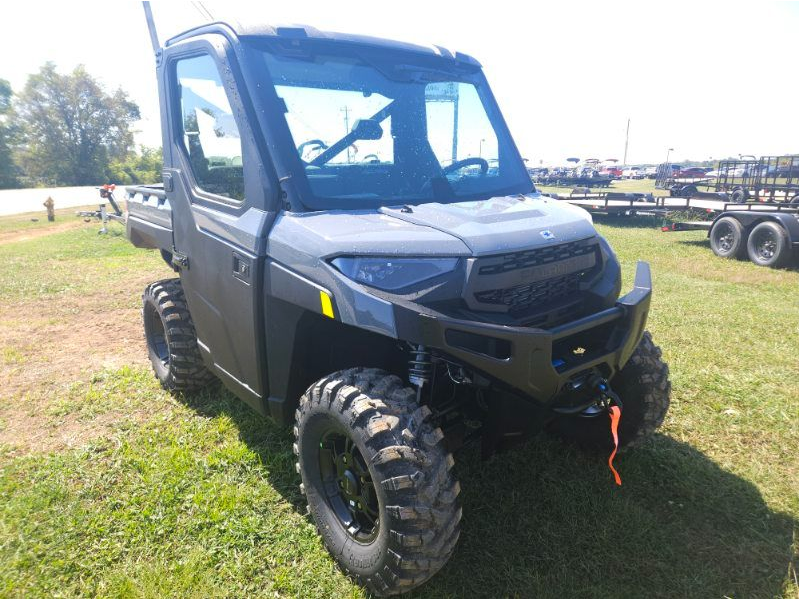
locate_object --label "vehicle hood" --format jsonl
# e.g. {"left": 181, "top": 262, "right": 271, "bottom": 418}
{"left": 380, "top": 194, "right": 597, "bottom": 256}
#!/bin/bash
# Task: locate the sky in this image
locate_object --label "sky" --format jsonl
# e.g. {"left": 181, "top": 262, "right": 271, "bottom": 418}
{"left": 1, "top": 1, "right": 798, "bottom": 166}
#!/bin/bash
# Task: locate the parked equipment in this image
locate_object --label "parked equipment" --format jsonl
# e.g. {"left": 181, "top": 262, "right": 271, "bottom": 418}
{"left": 76, "top": 184, "right": 126, "bottom": 234}
{"left": 654, "top": 163, "right": 713, "bottom": 198}
{"left": 658, "top": 155, "right": 799, "bottom": 204}
{"left": 711, "top": 155, "right": 799, "bottom": 203}
{"left": 125, "top": 5, "right": 672, "bottom": 594}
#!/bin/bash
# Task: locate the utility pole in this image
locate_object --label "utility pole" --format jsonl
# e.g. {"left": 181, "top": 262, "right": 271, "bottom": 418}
{"left": 451, "top": 94, "right": 459, "bottom": 163}
{"left": 622, "top": 118, "right": 630, "bottom": 167}
{"left": 340, "top": 105, "right": 351, "bottom": 163}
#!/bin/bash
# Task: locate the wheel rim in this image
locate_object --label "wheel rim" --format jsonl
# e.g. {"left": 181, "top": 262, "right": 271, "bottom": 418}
{"left": 715, "top": 223, "right": 735, "bottom": 253}
{"left": 146, "top": 306, "right": 169, "bottom": 366}
{"left": 318, "top": 429, "right": 380, "bottom": 543}
{"left": 752, "top": 229, "right": 776, "bottom": 260}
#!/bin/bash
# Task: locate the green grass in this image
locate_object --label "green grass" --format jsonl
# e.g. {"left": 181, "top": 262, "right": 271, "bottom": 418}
{"left": 0, "top": 226, "right": 154, "bottom": 302}
{"left": 0, "top": 205, "right": 99, "bottom": 235}
{"left": 537, "top": 177, "right": 666, "bottom": 197}
{"left": 0, "top": 216, "right": 797, "bottom": 598}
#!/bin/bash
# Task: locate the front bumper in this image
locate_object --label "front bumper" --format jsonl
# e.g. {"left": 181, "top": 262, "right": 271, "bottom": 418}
{"left": 394, "top": 261, "right": 652, "bottom": 403}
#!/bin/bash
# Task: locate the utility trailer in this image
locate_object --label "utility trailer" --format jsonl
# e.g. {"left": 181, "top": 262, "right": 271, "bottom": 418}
{"left": 542, "top": 190, "right": 656, "bottom": 215}
{"left": 544, "top": 190, "right": 764, "bottom": 217}
{"left": 663, "top": 203, "right": 799, "bottom": 268}
{"left": 654, "top": 163, "right": 715, "bottom": 199}
{"left": 658, "top": 155, "right": 799, "bottom": 204}
{"left": 718, "top": 155, "right": 799, "bottom": 203}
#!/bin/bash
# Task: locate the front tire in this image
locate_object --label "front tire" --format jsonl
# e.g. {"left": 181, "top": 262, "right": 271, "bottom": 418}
{"left": 710, "top": 216, "right": 747, "bottom": 259}
{"left": 295, "top": 368, "right": 461, "bottom": 596}
{"left": 142, "top": 278, "right": 215, "bottom": 392}
{"left": 548, "top": 332, "right": 671, "bottom": 452}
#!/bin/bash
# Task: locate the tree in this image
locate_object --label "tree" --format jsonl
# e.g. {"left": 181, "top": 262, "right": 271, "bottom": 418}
{"left": 107, "top": 145, "right": 162, "bottom": 184}
{"left": 0, "top": 78, "right": 18, "bottom": 189}
{"left": 13, "top": 63, "right": 140, "bottom": 186}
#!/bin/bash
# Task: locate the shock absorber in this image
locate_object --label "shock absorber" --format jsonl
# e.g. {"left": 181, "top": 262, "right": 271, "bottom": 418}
{"left": 408, "top": 344, "right": 433, "bottom": 389}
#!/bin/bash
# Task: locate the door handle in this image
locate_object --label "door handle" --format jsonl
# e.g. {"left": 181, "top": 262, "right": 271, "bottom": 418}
{"left": 232, "top": 252, "right": 251, "bottom": 283}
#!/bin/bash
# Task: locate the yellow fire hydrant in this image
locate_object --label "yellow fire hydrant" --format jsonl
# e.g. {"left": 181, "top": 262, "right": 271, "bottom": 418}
{"left": 43, "top": 196, "right": 55, "bottom": 222}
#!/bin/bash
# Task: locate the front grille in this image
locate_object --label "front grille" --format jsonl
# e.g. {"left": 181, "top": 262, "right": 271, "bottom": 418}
{"left": 478, "top": 240, "right": 597, "bottom": 276}
{"left": 474, "top": 271, "right": 583, "bottom": 312}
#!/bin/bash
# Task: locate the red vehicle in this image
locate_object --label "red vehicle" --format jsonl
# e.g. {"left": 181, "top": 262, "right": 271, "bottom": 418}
{"left": 674, "top": 167, "right": 709, "bottom": 179}
{"left": 600, "top": 166, "right": 623, "bottom": 178}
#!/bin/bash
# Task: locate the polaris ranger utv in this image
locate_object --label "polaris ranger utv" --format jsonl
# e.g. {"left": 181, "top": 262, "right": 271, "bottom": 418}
{"left": 127, "top": 11, "right": 670, "bottom": 595}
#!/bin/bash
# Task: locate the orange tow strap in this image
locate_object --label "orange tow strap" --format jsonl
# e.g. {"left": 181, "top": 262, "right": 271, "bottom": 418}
{"left": 608, "top": 406, "right": 622, "bottom": 486}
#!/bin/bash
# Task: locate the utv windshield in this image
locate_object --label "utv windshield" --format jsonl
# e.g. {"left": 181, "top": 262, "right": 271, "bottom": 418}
{"left": 249, "top": 42, "right": 532, "bottom": 209}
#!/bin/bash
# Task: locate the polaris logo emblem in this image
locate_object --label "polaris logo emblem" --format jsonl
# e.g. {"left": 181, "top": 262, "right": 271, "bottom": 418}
{"left": 539, "top": 230, "right": 555, "bottom": 240}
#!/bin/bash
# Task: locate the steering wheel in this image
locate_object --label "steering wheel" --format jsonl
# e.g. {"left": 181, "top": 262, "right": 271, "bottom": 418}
{"left": 442, "top": 157, "right": 489, "bottom": 176}
{"left": 297, "top": 139, "right": 328, "bottom": 164}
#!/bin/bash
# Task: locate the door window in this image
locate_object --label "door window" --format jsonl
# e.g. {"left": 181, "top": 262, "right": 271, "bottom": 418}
{"left": 176, "top": 54, "right": 245, "bottom": 201}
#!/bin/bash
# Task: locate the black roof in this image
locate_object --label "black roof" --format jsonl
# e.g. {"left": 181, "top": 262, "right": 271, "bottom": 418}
{"left": 166, "top": 21, "right": 480, "bottom": 67}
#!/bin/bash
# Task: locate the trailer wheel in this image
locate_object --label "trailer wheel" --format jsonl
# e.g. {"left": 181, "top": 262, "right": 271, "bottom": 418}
{"left": 142, "top": 278, "right": 216, "bottom": 392}
{"left": 746, "top": 221, "right": 791, "bottom": 268}
{"left": 730, "top": 187, "right": 749, "bottom": 203}
{"left": 709, "top": 217, "right": 746, "bottom": 259}
{"left": 548, "top": 332, "right": 671, "bottom": 452}
{"left": 681, "top": 184, "right": 698, "bottom": 198}
{"left": 295, "top": 368, "right": 461, "bottom": 596}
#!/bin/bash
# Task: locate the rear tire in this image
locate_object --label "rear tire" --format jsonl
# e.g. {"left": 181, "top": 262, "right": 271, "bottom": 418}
{"left": 295, "top": 368, "right": 461, "bottom": 596}
{"left": 548, "top": 332, "right": 671, "bottom": 452}
{"left": 746, "top": 221, "right": 791, "bottom": 268}
{"left": 142, "top": 278, "right": 215, "bottom": 392}
{"left": 710, "top": 216, "right": 747, "bottom": 259}
{"left": 730, "top": 187, "right": 749, "bottom": 203}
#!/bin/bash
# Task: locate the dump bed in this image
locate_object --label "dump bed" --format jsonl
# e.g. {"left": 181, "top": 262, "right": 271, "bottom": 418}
{"left": 125, "top": 184, "right": 172, "bottom": 251}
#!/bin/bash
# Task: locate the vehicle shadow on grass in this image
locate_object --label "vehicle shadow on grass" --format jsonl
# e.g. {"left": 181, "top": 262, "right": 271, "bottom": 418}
{"left": 179, "top": 389, "right": 796, "bottom": 599}
{"left": 676, "top": 238, "right": 711, "bottom": 248}
{"left": 592, "top": 215, "right": 666, "bottom": 230}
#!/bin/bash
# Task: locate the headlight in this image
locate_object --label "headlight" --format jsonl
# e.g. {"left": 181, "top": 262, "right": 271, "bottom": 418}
{"left": 331, "top": 256, "right": 459, "bottom": 291}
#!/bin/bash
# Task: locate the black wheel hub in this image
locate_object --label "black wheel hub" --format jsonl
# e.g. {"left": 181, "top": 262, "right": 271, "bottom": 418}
{"left": 145, "top": 306, "right": 169, "bottom": 366}
{"left": 753, "top": 230, "right": 776, "bottom": 260}
{"left": 319, "top": 430, "right": 380, "bottom": 543}
{"left": 717, "top": 223, "right": 734, "bottom": 252}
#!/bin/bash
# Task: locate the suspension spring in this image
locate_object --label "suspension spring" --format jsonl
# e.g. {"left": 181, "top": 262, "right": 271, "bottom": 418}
{"left": 408, "top": 344, "right": 433, "bottom": 388}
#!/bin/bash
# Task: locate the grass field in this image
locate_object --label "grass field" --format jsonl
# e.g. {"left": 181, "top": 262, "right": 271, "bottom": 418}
{"left": 537, "top": 177, "right": 666, "bottom": 197}
{"left": 0, "top": 210, "right": 797, "bottom": 598}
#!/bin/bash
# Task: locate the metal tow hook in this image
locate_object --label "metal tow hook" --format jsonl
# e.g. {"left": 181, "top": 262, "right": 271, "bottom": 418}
{"left": 594, "top": 379, "right": 622, "bottom": 412}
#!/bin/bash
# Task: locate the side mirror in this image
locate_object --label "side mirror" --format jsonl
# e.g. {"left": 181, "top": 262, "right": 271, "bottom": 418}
{"left": 351, "top": 119, "right": 383, "bottom": 141}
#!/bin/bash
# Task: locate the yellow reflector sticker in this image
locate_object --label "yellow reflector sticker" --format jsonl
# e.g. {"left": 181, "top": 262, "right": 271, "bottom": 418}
{"left": 320, "top": 290, "right": 334, "bottom": 319}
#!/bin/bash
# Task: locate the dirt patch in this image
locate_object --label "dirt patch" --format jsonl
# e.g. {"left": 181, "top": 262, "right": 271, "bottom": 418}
{"left": 0, "top": 271, "right": 160, "bottom": 454}
{"left": 0, "top": 409, "right": 153, "bottom": 457}
{"left": 0, "top": 276, "right": 151, "bottom": 398}
{"left": 0, "top": 220, "right": 88, "bottom": 246}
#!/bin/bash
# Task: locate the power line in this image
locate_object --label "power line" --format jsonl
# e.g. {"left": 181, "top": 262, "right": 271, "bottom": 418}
{"left": 191, "top": 1, "right": 214, "bottom": 22}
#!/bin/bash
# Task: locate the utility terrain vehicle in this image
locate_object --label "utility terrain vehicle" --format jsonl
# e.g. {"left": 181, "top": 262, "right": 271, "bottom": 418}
{"left": 128, "top": 10, "right": 671, "bottom": 595}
